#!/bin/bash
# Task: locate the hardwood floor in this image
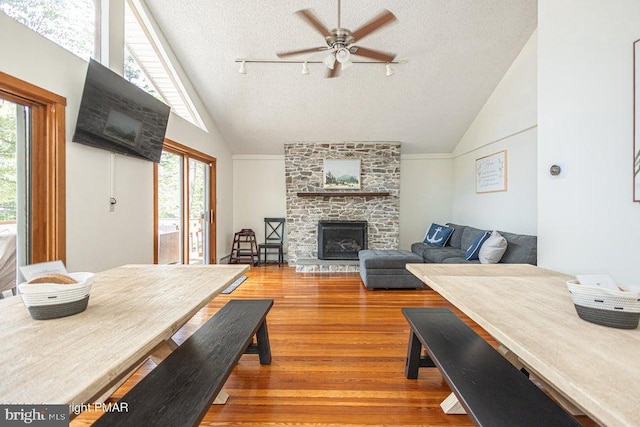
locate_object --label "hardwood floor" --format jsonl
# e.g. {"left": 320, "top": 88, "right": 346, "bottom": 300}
{"left": 71, "top": 266, "right": 595, "bottom": 426}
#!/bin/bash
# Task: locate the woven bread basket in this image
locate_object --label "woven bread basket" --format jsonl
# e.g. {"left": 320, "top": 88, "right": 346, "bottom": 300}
{"left": 566, "top": 280, "right": 640, "bottom": 329}
{"left": 19, "top": 272, "right": 95, "bottom": 320}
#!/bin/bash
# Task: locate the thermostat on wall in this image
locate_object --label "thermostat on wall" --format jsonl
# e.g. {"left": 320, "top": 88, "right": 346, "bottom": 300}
{"left": 549, "top": 162, "right": 566, "bottom": 178}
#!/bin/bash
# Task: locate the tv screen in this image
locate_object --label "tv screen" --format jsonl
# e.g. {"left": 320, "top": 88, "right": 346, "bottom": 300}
{"left": 73, "top": 59, "right": 170, "bottom": 163}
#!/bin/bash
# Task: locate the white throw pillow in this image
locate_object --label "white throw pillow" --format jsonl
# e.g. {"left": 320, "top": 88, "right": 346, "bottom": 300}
{"left": 478, "top": 231, "right": 508, "bottom": 264}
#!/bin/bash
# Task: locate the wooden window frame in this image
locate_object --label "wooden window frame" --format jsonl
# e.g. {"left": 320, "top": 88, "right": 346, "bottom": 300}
{"left": 0, "top": 72, "right": 66, "bottom": 264}
{"left": 153, "top": 138, "right": 216, "bottom": 264}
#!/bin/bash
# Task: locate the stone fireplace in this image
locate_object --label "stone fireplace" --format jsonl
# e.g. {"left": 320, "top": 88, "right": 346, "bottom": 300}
{"left": 285, "top": 142, "right": 400, "bottom": 271}
{"left": 318, "top": 220, "right": 368, "bottom": 260}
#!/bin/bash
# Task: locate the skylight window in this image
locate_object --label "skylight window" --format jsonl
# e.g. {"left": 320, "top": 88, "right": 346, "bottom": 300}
{"left": 124, "top": 0, "right": 206, "bottom": 130}
{"left": 0, "top": 0, "right": 96, "bottom": 60}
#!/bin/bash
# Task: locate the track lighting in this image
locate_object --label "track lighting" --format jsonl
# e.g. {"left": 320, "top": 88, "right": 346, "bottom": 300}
{"left": 233, "top": 59, "right": 403, "bottom": 78}
{"left": 385, "top": 63, "right": 394, "bottom": 77}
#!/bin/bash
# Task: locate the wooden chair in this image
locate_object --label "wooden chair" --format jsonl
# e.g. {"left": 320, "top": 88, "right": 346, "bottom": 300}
{"left": 258, "top": 218, "right": 285, "bottom": 266}
{"left": 229, "top": 229, "right": 259, "bottom": 265}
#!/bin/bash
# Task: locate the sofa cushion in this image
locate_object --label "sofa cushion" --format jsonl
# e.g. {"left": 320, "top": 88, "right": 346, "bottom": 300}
{"left": 460, "top": 226, "right": 487, "bottom": 253}
{"left": 441, "top": 256, "right": 480, "bottom": 264}
{"left": 423, "top": 247, "right": 464, "bottom": 263}
{"left": 479, "top": 231, "right": 508, "bottom": 264}
{"left": 411, "top": 242, "right": 430, "bottom": 258}
{"left": 498, "top": 231, "right": 537, "bottom": 265}
{"left": 465, "top": 231, "right": 491, "bottom": 260}
{"left": 445, "top": 223, "right": 466, "bottom": 249}
{"left": 359, "top": 249, "right": 423, "bottom": 269}
{"left": 360, "top": 268, "right": 425, "bottom": 289}
{"left": 423, "top": 223, "right": 454, "bottom": 247}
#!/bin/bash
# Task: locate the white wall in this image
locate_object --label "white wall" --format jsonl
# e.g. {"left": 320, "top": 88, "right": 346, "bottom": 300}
{"left": 0, "top": 13, "right": 234, "bottom": 272}
{"left": 450, "top": 31, "right": 538, "bottom": 235}
{"left": 399, "top": 155, "right": 453, "bottom": 249}
{"left": 538, "top": 1, "right": 640, "bottom": 283}
{"left": 232, "top": 155, "right": 286, "bottom": 254}
{"left": 231, "top": 153, "right": 455, "bottom": 252}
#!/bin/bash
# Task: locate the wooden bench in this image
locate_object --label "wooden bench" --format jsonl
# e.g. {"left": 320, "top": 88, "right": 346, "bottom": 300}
{"left": 402, "top": 307, "right": 581, "bottom": 427}
{"left": 93, "top": 299, "right": 274, "bottom": 427}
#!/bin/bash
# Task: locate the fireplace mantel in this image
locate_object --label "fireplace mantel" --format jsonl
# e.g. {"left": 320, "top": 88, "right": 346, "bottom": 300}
{"left": 296, "top": 191, "right": 390, "bottom": 197}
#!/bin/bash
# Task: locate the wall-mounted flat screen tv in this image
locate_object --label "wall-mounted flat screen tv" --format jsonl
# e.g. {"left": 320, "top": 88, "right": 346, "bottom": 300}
{"left": 73, "top": 59, "right": 170, "bottom": 163}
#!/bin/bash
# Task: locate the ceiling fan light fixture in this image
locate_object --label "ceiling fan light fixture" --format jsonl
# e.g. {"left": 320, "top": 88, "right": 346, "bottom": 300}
{"left": 239, "top": 61, "right": 247, "bottom": 74}
{"left": 336, "top": 47, "right": 352, "bottom": 70}
{"left": 385, "top": 63, "right": 394, "bottom": 77}
{"left": 336, "top": 47, "right": 350, "bottom": 64}
{"left": 323, "top": 53, "right": 336, "bottom": 70}
{"left": 302, "top": 61, "right": 310, "bottom": 75}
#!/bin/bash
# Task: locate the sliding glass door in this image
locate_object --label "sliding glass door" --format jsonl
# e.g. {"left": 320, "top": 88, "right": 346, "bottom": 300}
{"left": 0, "top": 98, "right": 30, "bottom": 293}
{"left": 0, "top": 72, "right": 66, "bottom": 294}
{"left": 187, "top": 158, "right": 209, "bottom": 264}
{"left": 157, "top": 150, "right": 183, "bottom": 264}
{"left": 155, "top": 140, "right": 216, "bottom": 264}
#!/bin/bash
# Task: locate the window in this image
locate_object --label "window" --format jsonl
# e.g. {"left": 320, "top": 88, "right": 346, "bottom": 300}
{"left": 124, "top": 0, "right": 206, "bottom": 130}
{"left": 0, "top": 0, "right": 96, "bottom": 60}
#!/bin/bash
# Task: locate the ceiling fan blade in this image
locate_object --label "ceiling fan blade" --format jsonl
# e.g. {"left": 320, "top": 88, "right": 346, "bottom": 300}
{"left": 326, "top": 62, "right": 341, "bottom": 78}
{"left": 296, "top": 9, "right": 331, "bottom": 38}
{"left": 350, "top": 46, "right": 396, "bottom": 62}
{"left": 351, "top": 9, "right": 397, "bottom": 42}
{"left": 277, "top": 47, "right": 328, "bottom": 58}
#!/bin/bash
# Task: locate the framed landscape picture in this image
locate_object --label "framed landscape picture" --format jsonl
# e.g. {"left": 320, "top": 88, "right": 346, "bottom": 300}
{"left": 323, "top": 159, "right": 361, "bottom": 189}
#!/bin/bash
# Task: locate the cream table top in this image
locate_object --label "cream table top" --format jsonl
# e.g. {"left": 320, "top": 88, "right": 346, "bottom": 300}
{"left": 0, "top": 264, "right": 248, "bottom": 406}
{"left": 406, "top": 263, "right": 640, "bottom": 427}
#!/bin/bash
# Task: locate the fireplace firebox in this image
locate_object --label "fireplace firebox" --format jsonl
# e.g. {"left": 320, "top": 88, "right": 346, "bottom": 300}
{"left": 318, "top": 220, "right": 368, "bottom": 260}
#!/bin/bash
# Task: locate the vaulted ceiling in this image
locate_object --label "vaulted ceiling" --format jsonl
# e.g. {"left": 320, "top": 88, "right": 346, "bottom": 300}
{"left": 145, "top": 0, "right": 537, "bottom": 154}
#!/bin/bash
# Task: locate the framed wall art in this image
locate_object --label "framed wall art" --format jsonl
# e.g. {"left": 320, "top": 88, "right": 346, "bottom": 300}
{"left": 323, "top": 159, "right": 361, "bottom": 189}
{"left": 476, "top": 150, "right": 508, "bottom": 193}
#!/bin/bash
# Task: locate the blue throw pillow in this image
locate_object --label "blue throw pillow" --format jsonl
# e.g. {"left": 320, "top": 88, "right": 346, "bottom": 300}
{"left": 465, "top": 231, "right": 491, "bottom": 260}
{"left": 423, "top": 223, "right": 455, "bottom": 247}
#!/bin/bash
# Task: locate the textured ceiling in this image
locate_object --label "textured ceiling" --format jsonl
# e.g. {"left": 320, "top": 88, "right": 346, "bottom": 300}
{"left": 145, "top": 0, "right": 537, "bottom": 155}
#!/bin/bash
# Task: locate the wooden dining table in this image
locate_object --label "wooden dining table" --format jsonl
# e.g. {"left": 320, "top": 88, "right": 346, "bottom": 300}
{"left": 406, "top": 263, "right": 640, "bottom": 427}
{"left": 0, "top": 264, "right": 248, "bottom": 406}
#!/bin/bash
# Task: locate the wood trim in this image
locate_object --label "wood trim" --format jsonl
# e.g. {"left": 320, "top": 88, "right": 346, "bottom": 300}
{"left": 296, "top": 192, "right": 390, "bottom": 197}
{"left": 182, "top": 153, "right": 190, "bottom": 263}
{"left": 209, "top": 157, "right": 216, "bottom": 264}
{"left": 0, "top": 72, "right": 66, "bottom": 263}
{"left": 154, "top": 138, "right": 217, "bottom": 264}
{"left": 0, "top": 72, "right": 67, "bottom": 106}
{"left": 153, "top": 162, "right": 159, "bottom": 264}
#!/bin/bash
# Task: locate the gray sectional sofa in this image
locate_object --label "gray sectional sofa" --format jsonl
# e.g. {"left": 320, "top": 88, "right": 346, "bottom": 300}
{"left": 359, "top": 223, "right": 537, "bottom": 289}
{"left": 410, "top": 223, "right": 537, "bottom": 265}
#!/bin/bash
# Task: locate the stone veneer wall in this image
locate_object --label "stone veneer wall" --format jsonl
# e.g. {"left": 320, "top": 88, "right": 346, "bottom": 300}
{"left": 285, "top": 142, "right": 400, "bottom": 266}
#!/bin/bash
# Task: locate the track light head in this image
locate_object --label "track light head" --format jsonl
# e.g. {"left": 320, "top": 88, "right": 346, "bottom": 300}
{"left": 385, "top": 63, "right": 394, "bottom": 77}
{"left": 239, "top": 61, "right": 247, "bottom": 74}
{"left": 302, "top": 62, "right": 310, "bottom": 75}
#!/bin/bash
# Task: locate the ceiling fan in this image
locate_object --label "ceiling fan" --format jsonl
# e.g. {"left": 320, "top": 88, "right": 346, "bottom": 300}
{"left": 276, "top": 0, "right": 397, "bottom": 78}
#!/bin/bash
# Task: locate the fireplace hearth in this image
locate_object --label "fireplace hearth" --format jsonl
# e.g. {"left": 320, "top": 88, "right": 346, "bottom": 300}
{"left": 318, "top": 220, "right": 368, "bottom": 260}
